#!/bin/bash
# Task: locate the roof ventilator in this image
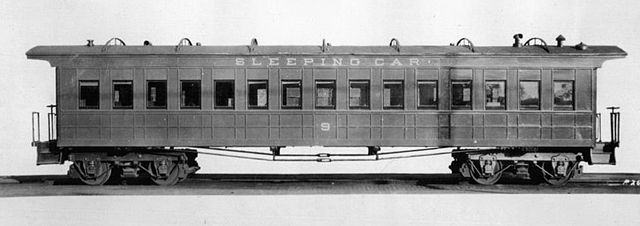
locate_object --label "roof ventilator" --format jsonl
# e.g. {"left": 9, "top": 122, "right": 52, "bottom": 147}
{"left": 575, "top": 42, "right": 588, "bottom": 50}
{"left": 86, "top": 40, "right": 94, "bottom": 47}
{"left": 101, "top": 37, "right": 126, "bottom": 52}
{"left": 555, "top": 35, "right": 565, "bottom": 47}
{"left": 455, "top": 38, "right": 475, "bottom": 52}
{"left": 389, "top": 38, "right": 400, "bottom": 52}
{"left": 321, "top": 39, "right": 331, "bottom": 53}
{"left": 143, "top": 40, "right": 153, "bottom": 46}
{"left": 512, "top": 33, "right": 523, "bottom": 47}
{"left": 175, "top": 38, "right": 193, "bottom": 52}
{"left": 248, "top": 38, "right": 258, "bottom": 53}
{"left": 524, "top": 37, "right": 550, "bottom": 53}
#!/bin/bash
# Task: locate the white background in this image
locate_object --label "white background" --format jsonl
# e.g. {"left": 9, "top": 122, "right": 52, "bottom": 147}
{"left": 1, "top": 1, "right": 639, "bottom": 226}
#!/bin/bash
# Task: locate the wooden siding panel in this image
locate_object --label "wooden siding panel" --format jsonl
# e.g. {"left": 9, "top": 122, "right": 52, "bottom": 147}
{"left": 246, "top": 68, "right": 268, "bottom": 79}
{"left": 416, "top": 69, "right": 438, "bottom": 80}
{"left": 405, "top": 68, "right": 416, "bottom": 110}
{"left": 450, "top": 69, "right": 472, "bottom": 80}
{"left": 370, "top": 68, "right": 382, "bottom": 110}
{"left": 552, "top": 69, "right": 575, "bottom": 80}
{"left": 280, "top": 68, "right": 302, "bottom": 80}
{"left": 134, "top": 68, "right": 144, "bottom": 110}
{"left": 473, "top": 69, "right": 483, "bottom": 110}
{"left": 110, "top": 69, "right": 133, "bottom": 80}
{"left": 518, "top": 69, "right": 541, "bottom": 80}
{"left": 314, "top": 68, "right": 337, "bottom": 79}
{"left": 202, "top": 68, "right": 213, "bottom": 110}
{"left": 178, "top": 68, "right": 203, "bottom": 80}
{"left": 213, "top": 68, "right": 235, "bottom": 79}
{"left": 77, "top": 69, "right": 100, "bottom": 80}
{"left": 145, "top": 68, "right": 167, "bottom": 80}
{"left": 382, "top": 69, "right": 404, "bottom": 79}
{"left": 439, "top": 69, "right": 450, "bottom": 110}
{"left": 347, "top": 68, "right": 370, "bottom": 79}
{"left": 269, "top": 68, "right": 279, "bottom": 109}
{"left": 382, "top": 114, "right": 404, "bottom": 126}
{"left": 167, "top": 69, "right": 178, "bottom": 110}
{"left": 416, "top": 114, "right": 438, "bottom": 126}
{"left": 541, "top": 69, "right": 552, "bottom": 110}
{"left": 99, "top": 69, "right": 110, "bottom": 110}
{"left": 235, "top": 69, "right": 246, "bottom": 110}
{"left": 484, "top": 69, "right": 507, "bottom": 80}
{"left": 507, "top": 70, "right": 518, "bottom": 110}
{"left": 58, "top": 68, "right": 77, "bottom": 110}
{"left": 576, "top": 69, "right": 592, "bottom": 110}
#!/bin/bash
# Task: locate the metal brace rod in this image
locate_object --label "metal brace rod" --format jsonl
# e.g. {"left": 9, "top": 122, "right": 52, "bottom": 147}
{"left": 192, "top": 146, "right": 486, "bottom": 162}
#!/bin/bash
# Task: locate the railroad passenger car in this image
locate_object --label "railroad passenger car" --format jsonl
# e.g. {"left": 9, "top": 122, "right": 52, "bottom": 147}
{"left": 27, "top": 35, "right": 626, "bottom": 185}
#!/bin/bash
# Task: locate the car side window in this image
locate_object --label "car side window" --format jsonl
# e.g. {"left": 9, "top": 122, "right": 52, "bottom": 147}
{"left": 282, "top": 80, "right": 302, "bottom": 109}
{"left": 485, "top": 80, "right": 506, "bottom": 110}
{"left": 417, "top": 80, "right": 438, "bottom": 109}
{"left": 315, "top": 80, "right": 336, "bottom": 109}
{"left": 147, "top": 80, "right": 167, "bottom": 109}
{"left": 553, "top": 81, "right": 574, "bottom": 110}
{"left": 113, "top": 80, "right": 133, "bottom": 109}
{"left": 79, "top": 80, "right": 100, "bottom": 109}
{"left": 519, "top": 81, "right": 540, "bottom": 110}
{"left": 215, "top": 80, "right": 235, "bottom": 109}
{"left": 451, "top": 80, "right": 472, "bottom": 110}
{"left": 383, "top": 80, "right": 404, "bottom": 109}
{"left": 248, "top": 80, "right": 268, "bottom": 109}
{"left": 349, "top": 80, "right": 370, "bottom": 109}
{"left": 180, "top": 80, "right": 201, "bottom": 109}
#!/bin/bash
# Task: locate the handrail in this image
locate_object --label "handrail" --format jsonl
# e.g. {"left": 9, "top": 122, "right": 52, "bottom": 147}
{"left": 47, "top": 105, "right": 56, "bottom": 141}
{"left": 596, "top": 113, "right": 602, "bottom": 142}
{"left": 608, "top": 107, "right": 620, "bottom": 145}
{"left": 31, "top": 112, "right": 40, "bottom": 146}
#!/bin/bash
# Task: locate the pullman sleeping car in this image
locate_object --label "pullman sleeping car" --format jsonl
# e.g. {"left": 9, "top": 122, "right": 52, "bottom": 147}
{"left": 27, "top": 35, "right": 626, "bottom": 185}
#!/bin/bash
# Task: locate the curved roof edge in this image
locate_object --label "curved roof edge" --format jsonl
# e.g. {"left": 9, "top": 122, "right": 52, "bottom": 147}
{"left": 26, "top": 45, "right": 627, "bottom": 58}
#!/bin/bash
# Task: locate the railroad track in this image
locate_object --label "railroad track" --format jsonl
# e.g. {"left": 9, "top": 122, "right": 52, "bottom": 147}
{"left": 3, "top": 173, "right": 639, "bottom": 184}
{"left": 1, "top": 173, "right": 639, "bottom": 197}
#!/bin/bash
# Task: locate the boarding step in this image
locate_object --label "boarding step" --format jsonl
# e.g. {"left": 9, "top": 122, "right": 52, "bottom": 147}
{"left": 590, "top": 142, "right": 617, "bottom": 165}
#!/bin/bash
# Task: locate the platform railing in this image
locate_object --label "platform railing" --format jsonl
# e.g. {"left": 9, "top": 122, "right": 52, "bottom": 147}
{"left": 596, "top": 113, "right": 602, "bottom": 142}
{"left": 47, "top": 105, "right": 57, "bottom": 141}
{"left": 31, "top": 105, "right": 57, "bottom": 147}
{"left": 608, "top": 107, "right": 620, "bottom": 145}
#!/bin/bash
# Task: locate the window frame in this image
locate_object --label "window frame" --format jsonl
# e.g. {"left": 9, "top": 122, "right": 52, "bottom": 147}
{"left": 417, "top": 80, "right": 438, "bottom": 110}
{"left": 553, "top": 80, "right": 575, "bottom": 111}
{"left": 314, "top": 80, "right": 336, "bottom": 109}
{"left": 451, "top": 80, "right": 473, "bottom": 110}
{"left": 79, "top": 80, "right": 100, "bottom": 110}
{"left": 349, "top": 80, "right": 371, "bottom": 110}
{"left": 146, "top": 80, "right": 167, "bottom": 109}
{"left": 484, "top": 80, "right": 507, "bottom": 110}
{"left": 281, "top": 80, "right": 302, "bottom": 109}
{"left": 214, "top": 80, "right": 235, "bottom": 109}
{"left": 247, "top": 80, "right": 269, "bottom": 109}
{"left": 519, "top": 80, "right": 541, "bottom": 110}
{"left": 382, "top": 80, "right": 404, "bottom": 110}
{"left": 112, "top": 80, "right": 134, "bottom": 109}
{"left": 180, "top": 80, "right": 202, "bottom": 109}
